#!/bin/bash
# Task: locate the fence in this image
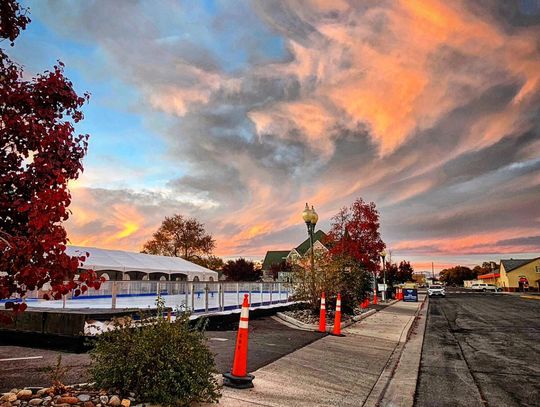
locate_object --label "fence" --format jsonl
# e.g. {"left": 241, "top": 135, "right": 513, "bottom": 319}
{"left": 21, "top": 281, "right": 295, "bottom": 313}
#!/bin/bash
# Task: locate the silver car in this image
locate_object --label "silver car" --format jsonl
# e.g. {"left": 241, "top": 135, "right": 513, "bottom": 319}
{"left": 428, "top": 285, "right": 445, "bottom": 297}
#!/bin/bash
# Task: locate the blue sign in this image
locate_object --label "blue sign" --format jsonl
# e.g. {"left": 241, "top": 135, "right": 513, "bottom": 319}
{"left": 403, "top": 288, "right": 418, "bottom": 302}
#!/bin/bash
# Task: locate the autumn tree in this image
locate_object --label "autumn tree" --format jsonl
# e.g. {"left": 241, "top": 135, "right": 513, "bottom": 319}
{"left": 269, "top": 260, "right": 291, "bottom": 281}
{"left": 0, "top": 0, "right": 99, "bottom": 312}
{"left": 222, "top": 258, "right": 261, "bottom": 281}
{"left": 327, "top": 198, "right": 386, "bottom": 272}
{"left": 439, "top": 266, "right": 477, "bottom": 285}
{"left": 384, "top": 260, "right": 414, "bottom": 287}
{"left": 142, "top": 214, "right": 215, "bottom": 261}
{"left": 191, "top": 255, "right": 223, "bottom": 272}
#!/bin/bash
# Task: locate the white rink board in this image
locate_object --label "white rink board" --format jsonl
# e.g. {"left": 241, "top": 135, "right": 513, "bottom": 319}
{"left": 23, "top": 290, "right": 291, "bottom": 313}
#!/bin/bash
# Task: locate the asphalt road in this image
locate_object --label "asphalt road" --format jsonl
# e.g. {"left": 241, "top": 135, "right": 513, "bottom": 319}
{"left": 0, "top": 316, "right": 323, "bottom": 392}
{"left": 415, "top": 292, "right": 540, "bottom": 407}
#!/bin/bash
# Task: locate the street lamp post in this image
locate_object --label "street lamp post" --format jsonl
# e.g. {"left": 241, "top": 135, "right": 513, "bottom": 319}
{"left": 381, "top": 250, "right": 387, "bottom": 302}
{"left": 302, "top": 203, "right": 318, "bottom": 303}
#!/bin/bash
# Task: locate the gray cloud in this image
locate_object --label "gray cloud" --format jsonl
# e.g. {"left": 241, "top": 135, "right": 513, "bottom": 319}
{"left": 24, "top": 0, "right": 540, "bottom": 261}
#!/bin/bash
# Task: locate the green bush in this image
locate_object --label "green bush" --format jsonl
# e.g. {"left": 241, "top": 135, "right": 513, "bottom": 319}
{"left": 88, "top": 300, "right": 220, "bottom": 406}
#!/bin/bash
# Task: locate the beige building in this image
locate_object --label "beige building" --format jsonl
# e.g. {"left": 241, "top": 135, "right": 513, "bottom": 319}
{"left": 498, "top": 257, "right": 540, "bottom": 292}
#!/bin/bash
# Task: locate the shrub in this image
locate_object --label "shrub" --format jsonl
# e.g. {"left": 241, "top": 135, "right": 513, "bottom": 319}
{"left": 292, "top": 253, "right": 371, "bottom": 313}
{"left": 88, "top": 300, "right": 220, "bottom": 406}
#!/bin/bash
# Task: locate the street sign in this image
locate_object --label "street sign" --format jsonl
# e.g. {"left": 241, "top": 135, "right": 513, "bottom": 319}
{"left": 403, "top": 288, "right": 418, "bottom": 302}
{"left": 377, "top": 283, "right": 387, "bottom": 291}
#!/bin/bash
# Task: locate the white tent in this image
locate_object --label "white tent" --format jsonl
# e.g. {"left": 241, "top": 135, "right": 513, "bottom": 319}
{"left": 66, "top": 245, "right": 218, "bottom": 282}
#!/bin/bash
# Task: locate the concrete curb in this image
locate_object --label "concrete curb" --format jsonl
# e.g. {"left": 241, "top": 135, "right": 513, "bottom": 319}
{"left": 377, "top": 297, "right": 428, "bottom": 406}
{"left": 520, "top": 295, "right": 540, "bottom": 301}
{"left": 363, "top": 296, "right": 428, "bottom": 407}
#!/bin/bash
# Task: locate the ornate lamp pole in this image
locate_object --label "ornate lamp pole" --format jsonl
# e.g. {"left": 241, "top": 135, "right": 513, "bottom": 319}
{"left": 380, "top": 249, "right": 387, "bottom": 302}
{"left": 302, "top": 203, "right": 318, "bottom": 301}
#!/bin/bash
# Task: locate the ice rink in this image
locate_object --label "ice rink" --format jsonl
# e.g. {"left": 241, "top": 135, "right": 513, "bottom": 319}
{"left": 15, "top": 289, "right": 291, "bottom": 315}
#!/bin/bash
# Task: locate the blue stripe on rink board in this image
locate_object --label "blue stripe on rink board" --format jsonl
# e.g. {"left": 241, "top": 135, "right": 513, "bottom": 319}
{"left": 0, "top": 291, "right": 290, "bottom": 303}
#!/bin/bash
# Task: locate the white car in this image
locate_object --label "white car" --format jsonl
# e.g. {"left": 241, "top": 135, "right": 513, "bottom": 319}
{"left": 470, "top": 283, "right": 500, "bottom": 292}
{"left": 428, "top": 285, "right": 445, "bottom": 297}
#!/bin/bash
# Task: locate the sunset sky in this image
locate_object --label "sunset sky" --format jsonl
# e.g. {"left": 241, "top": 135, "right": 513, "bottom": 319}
{"left": 11, "top": 0, "right": 540, "bottom": 272}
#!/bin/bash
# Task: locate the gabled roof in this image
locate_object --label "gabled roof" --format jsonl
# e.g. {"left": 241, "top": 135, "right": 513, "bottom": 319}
{"left": 501, "top": 258, "right": 539, "bottom": 273}
{"left": 262, "top": 250, "right": 290, "bottom": 270}
{"left": 295, "top": 230, "right": 327, "bottom": 256}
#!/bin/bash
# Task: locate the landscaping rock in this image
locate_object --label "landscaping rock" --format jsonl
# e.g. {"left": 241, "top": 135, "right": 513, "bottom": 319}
{"left": 1, "top": 394, "right": 17, "bottom": 403}
{"left": 83, "top": 402, "right": 95, "bottom": 407}
{"left": 16, "top": 390, "right": 33, "bottom": 401}
{"left": 35, "top": 390, "right": 50, "bottom": 399}
{"left": 56, "top": 397, "right": 79, "bottom": 405}
{"left": 77, "top": 395, "right": 91, "bottom": 403}
{"left": 29, "top": 399, "right": 43, "bottom": 406}
{"left": 0, "top": 401, "right": 12, "bottom": 407}
{"left": 99, "top": 396, "right": 108, "bottom": 405}
{"left": 11, "top": 401, "right": 20, "bottom": 406}
{"left": 120, "top": 399, "right": 130, "bottom": 407}
{"left": 108, "top": 396, "right": 120, "bottom": 407}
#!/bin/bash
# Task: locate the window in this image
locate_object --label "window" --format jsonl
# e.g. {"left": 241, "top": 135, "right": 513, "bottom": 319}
{"left": 536, "top": 266, "right": 540, "bottom": 273}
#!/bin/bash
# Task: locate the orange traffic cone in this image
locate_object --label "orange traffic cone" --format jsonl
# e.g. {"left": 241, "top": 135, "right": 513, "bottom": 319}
{"left": 223, "top": 294, "right": 254, "bottom": 388}
{"left": 373, "top": 289, "right": 378, "bottom": 305}
{"left": 319, "top": 292, "right": 326, "bottom": 333}
{"left": 332, "top": 293, "right": 344, "bottom": 336}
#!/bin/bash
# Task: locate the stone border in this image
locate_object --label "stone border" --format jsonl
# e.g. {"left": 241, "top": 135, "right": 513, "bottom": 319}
{"left": 274, "top": 307, "right": 380, "bottom": 332}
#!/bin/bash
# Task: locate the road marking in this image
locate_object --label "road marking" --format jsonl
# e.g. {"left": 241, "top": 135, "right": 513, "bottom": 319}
{"left": 0, "top": 356, "right": 43, "bottom": 362}
{"left": 208, "top": 337, "right": 228, "bottom": 342}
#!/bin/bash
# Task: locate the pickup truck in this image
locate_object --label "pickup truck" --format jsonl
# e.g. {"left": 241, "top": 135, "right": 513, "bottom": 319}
{"left": 470, "top": 283, "right": 501, "bottom": 292}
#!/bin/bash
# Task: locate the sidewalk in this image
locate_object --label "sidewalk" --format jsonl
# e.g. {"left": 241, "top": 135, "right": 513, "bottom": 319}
{"left": 207, "top": 297, "right": 425, "bottom": 407}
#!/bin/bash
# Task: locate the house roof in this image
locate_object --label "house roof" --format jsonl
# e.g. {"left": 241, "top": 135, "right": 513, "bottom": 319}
{"left": 501, "top": 258, "right": 539, "bottom": 273}
{"left": 262, "top": 250, "right": 290, "bottom": 270}
{"left": 295, "top": 230, "right": 327, "bottom": 256}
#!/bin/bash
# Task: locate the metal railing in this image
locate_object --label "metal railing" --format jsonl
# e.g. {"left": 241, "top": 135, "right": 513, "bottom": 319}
{"left": 21, "top": 281, "right": 295, "bottom": 313}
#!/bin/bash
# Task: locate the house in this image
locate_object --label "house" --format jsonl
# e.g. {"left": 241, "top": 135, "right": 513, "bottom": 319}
{"left": 498, "top": 257, "right": 540, "bottom": 292}
{"left": 261, "top": 230, "right": 328, "bottom": 282}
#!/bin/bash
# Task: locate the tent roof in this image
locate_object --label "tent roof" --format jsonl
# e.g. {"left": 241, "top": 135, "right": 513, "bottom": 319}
{"left": 66, "top": 245, "right": 218, "bottom": 278}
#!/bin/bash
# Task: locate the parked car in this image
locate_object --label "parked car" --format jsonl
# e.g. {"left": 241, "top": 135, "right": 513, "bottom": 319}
{"left": 428, "top": 285, "right": 445, "bottom": 297}
{"left": 470, "top": 283, "right": 501, "bottom": 292}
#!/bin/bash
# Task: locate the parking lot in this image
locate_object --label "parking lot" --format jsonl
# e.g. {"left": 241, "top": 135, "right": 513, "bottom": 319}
{"left": 0, "top": 316, "right": 323, "bottom": 392}
{"left": 415, "top": 292, "right": 540, "bottom": 406}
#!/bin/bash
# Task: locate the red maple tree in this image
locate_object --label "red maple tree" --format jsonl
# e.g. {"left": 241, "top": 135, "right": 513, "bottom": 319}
{"left": 0, "top": 0, "right": 100, "bottom": 313}
{"left": 327, "top": 198, "right": 386, "bottom": 273}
